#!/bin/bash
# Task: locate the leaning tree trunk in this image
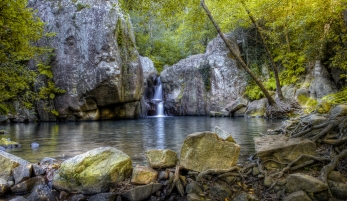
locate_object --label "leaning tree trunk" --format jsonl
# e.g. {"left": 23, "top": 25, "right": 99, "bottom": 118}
{"left": 200, "top": 0, "right": 276, "bottom": 105}
{"left": 242, "top": 4, "right": 284, "bottom": 100}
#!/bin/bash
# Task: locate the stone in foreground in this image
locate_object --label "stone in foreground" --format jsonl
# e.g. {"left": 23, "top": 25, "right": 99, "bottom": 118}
{"left": 0, "top": 178, "right": 9, "bottom": 197}
{"left": 254, "top": 135, "right": 316, "bottom": 169}
{"left": 13, "top": 164, "right": 32, "bottom": 184}
{"left": 328, "top": 180, "right": 347, "bottom": 200}
{"left": 283, "top": 191, "right": 312, "bottom": 201}
{"left": 212, "top": 126, "right": 236, "bottom": 143}
{"left": 145, "top": 149, "right": 177, "bottom": 168}
{"left": 53, "top": 147, "right": 132, "bottom": 194}
{"left": 122, "top": 183, "right": 162, "bottom": 201}
{"left": 131, "top": 166, "right": 158, "bottom": 185}
{"left": 180, "top": 132, "right": 240, "bottom": 172}
{"left": 286, "top": 173, "right": 328, "bottom": 193}
{"left": 0, "top": 151, "right": 30, "bottom": 181}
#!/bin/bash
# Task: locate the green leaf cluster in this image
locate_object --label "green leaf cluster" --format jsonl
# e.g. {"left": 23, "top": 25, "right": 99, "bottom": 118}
{"left": 0, "top": 0, "right": 65, "bottom": 115}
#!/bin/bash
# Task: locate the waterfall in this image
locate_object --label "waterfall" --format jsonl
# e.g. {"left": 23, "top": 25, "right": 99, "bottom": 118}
{"left": 152, "top": 77, "right": 165, "bottom": 116}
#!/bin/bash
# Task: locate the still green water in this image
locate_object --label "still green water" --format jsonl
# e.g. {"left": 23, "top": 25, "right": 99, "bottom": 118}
{"left": 0, "top": 117, "right": 282, "bottom": 165}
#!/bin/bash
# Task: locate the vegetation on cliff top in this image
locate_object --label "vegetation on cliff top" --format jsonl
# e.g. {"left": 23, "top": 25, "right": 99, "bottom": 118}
{"left": 122, "top": 0, "right": 347, "bottom": 103}
{"left": 0, "top": 0, "right": 64, "bottom": 115}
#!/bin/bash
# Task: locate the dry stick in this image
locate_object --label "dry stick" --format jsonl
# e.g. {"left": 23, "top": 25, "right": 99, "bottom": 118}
{"left": 200, "top": 0, "right": 276, "bottom": 106}
{"left": 196, "top": 166, "right": 241, "bottom": 182}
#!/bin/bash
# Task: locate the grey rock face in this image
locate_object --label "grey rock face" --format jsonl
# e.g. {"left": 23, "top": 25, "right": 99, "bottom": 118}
{"left": 140, "top": 56, "right": 158, "bottom": 116}
{"left": 29, "top": 0, "right": 143, "bottom": 121}
{"left": 309, "top": 60, "right": 337, "bottom": 99}
{"left": 161, "top": 35, "right": 247, "bottom": 115}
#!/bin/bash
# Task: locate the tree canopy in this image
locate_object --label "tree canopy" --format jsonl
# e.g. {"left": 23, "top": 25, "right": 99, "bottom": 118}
{"left": 122, "top": 0, "right": 347, "bottom": 101}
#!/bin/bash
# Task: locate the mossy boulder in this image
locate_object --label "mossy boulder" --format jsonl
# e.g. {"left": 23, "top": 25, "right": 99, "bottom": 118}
{"left": 0, "top": 138, "right": 20, "bottom": 149}
{"left": 53, "top": 147, "right": 132, "bottom": 194}
{"left": 180, "top": 132, "right": 240, "bottom": 172}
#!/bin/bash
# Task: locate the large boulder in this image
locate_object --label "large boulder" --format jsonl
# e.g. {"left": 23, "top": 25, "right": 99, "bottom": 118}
{"left": 29, "top": 0, "right": 143, "bottom": 121}
{"left": 180, "top": 131, "right": 240, "bottom": 172}
{"left": 245, "top": 98, "right": 268, "bottom": 118}
{"left": 225, "top": 97, "right": 248, "bottom": 113}
{"left": 254, "top": 135, "right": 316, "bottom": 169}
{"left": 161, "top": 34, "right": 247, "bottom": 115}
{"left": 0, "top": 151, "right": 30, "bottom": 181}
{"left": 53, "top": 147, "right": 132, "bottom": 194}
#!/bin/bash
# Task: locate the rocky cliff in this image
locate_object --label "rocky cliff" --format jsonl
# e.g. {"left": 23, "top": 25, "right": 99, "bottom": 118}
{"left": 160, "top": 35, "right": 247, "bottom": 116}
{"left": 29, "top": 0, "right": 143, "bottom": 121}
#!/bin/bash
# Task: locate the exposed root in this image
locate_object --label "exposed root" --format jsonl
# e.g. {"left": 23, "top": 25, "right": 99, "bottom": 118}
{"left": 266, "top": 98, "right": 301, "bottom": 119}
{"left": 196, "top": 166, "right": 241, "bottom": 182}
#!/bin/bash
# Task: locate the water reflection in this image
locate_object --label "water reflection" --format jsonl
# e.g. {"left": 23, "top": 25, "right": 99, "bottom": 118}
{"left": 0, "top": 117, "right": 282, "bottom": 165}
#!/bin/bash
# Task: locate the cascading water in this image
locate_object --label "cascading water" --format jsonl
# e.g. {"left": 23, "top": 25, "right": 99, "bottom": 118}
{"left": 152, "top": 77, "right": 165, "bottom": 116}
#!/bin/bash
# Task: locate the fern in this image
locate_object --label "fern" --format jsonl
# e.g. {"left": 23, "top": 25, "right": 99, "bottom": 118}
{"left": 322, "top": 87, "right": 347, "bottom": 104}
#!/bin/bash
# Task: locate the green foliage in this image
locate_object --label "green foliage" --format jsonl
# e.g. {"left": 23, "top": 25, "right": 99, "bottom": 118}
{"left": 124, "top": 2, "right": 217, "bottom": 72}
{"left": 322, "top": 87, "right": 347, "bottom": 104}
{"left": 297, "top": 95, "right": 318, "bottom": 114}
{"left": 0, "top": 0, "right": 65, "bottom": 115}
{"left": 76, "top": 3, "right": 90, "bottom": 12}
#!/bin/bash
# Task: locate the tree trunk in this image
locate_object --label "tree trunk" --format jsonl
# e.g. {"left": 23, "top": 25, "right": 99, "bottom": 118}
{"left": 243, "top": 5, "right": 284, "bottom": 100}
{"left": 200, "top": 0, "right": 276, "bottom": 105}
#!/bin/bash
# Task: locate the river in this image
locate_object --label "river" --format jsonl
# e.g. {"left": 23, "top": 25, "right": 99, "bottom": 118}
{"left": 0, "top": 117, "right": 282, "bottom": 165}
